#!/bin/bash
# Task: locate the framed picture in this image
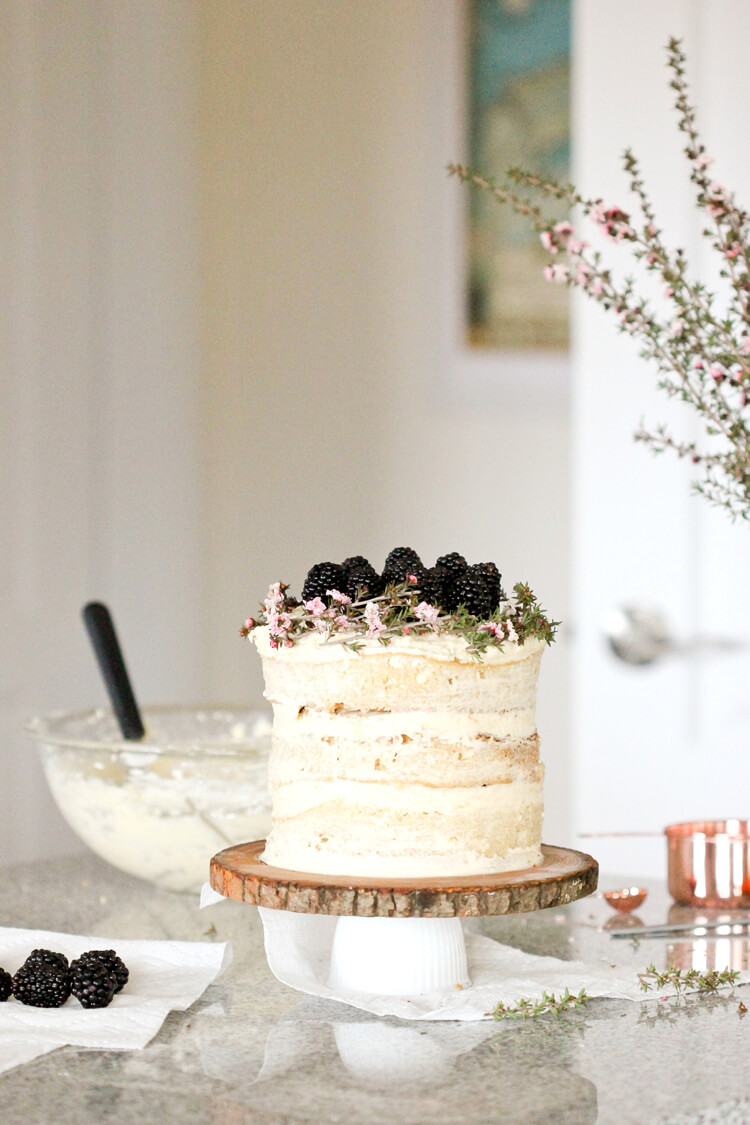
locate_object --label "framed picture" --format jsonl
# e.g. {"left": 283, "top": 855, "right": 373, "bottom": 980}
{"left": 444, "top": 0, "right": 572, "bottom": 407}
{"left": 466, "top": 0, "right": 571, "bottom": 350}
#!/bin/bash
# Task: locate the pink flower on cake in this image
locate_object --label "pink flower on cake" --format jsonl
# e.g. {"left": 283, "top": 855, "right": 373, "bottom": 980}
{"left": 304, "top": 597, "right": 327, "bottom": 617}
{"left": 505, "top": 620, "right": 519, "bottom": 644}
{"left": 364, "top": 600, "right": 386, "bottom": 638}
{"left": 268, "top": 611, "right": 292, "bottom": 639}
{"left": 264, "top": 583, "right": 285, "bottom": 618}
{"left": 326, "top": 589, "right": 352, "bottom": 605}
{"left": 415, "top": 602, "right": 440, "bottom": 627}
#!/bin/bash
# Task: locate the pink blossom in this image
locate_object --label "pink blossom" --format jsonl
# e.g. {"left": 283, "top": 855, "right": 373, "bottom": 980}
{"left": 695, "top": 154, "right": 713, "bottom": 168}
{"left": 269, "top": 611, "right": 292, "bottom": 638}
{"left": 415, "top": 601, "right": 440, "bottom": 627}
{"left": 664, "top": 286, "right": 674, "bottom": 299}
{"left": 407, "top": 573, "right": 419, "bottom": 585}
{"left": 725, "top": 246, "right": 741, "bottom": 260}
{"left": 364, "top": 600, "right": 386, "bottom": 638}
{"left": 693, "top": 358, "right": 705, "bottom": 371}
{"left": 709, "top": 362, "right": 726, "bottom": 381}
{"left": 479, "top": 621, "right": 504, "bottom": 638}
{"left": 593, "top": 205, "right": 634, "bottom": 242}
{"left": 335, "top": 614, "right": 348, "bottom": 628}
{"left": 402, "top": 626, "right": 411, "bottom": 635}
{"left": 646, "top": 222, "right": 659, "bottom": 238}
{"left": 740, "top": 337, "right": 750, "bottom": 356}
{"left": 326, "top": 589, "right": 351, "bottom": 605}
{"left": 543, "top": 264, "right": 568, "bottom": 284}
{"left": 590, "top": 278, "right": 605, "bottom": 297}
{"left": 304, "top": 597, "right": 327, "bottom": 617}
{"left": 264, "top": 582, "right": 285, "bottom": 616}
{"left": 554, "top": 220, "right": 574, "bottom": 237}
{"left": 668, "top": 318, "right": 685, "bottom": 339}
{"left": 244, "top": 617, "right": 255, "bottom": 630}
{"left": 567, "top": 238, "right": 588, "bottom": 256}
{"left": 574, "top": 260, "right": 592, "bottom": 284}
{"left": 540, "top": 230, "right": 557, "bottom": 253}
{"left": 504, "top": 620, "right": 519, "bottom": 644}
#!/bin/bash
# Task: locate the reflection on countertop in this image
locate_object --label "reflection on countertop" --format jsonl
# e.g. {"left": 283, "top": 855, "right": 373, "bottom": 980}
{"left": 0, "top": 854, "right": 749, "bottom": 1124}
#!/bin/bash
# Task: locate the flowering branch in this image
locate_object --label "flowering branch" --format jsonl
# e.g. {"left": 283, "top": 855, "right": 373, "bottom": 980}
{"left": 450, "top": 37, "right": 750, "bottom": 521}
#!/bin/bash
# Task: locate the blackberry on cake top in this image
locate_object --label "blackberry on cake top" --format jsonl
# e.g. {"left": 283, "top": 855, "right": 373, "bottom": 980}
{"left": 381, "top": 547, "right": 423, "bottom": 587}
{"left": 453, "top": 565, "right": 495, "bottom": 619}
{"left": 342, "top": 558, "right": 384, "bottom": 601}
{"left": 301, "top": 562, "right": 347, "bottom": 603}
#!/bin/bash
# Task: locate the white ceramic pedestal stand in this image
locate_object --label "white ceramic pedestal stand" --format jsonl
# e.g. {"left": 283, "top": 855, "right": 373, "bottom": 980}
{"left": 328, "top": 914, "right": 471, "bottom": 995}
{"left": 210, "top": 841, "right": 599, "bottom": 998}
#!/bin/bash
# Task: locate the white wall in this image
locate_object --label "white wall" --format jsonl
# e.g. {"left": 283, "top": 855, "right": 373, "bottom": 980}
{"left": 2, "top": 0, "right": 572, "bottom": 864}
{"left": 1, "top": 0, "right": 205, "bottom": 864}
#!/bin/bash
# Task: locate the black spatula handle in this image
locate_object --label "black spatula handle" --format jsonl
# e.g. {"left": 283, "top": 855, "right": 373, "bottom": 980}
{"left": 82, "top": 602, "right": 145, "bottom": 740}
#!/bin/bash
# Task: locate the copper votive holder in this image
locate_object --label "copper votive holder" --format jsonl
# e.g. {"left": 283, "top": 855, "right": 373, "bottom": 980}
{"left": 665, "top": 819, "right": 750, "bottom": 907}
{"left": 602, "top": 887, "right": 648, "bottom": 913}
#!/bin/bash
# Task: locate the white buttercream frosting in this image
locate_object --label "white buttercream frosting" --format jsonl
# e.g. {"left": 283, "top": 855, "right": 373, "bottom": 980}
{"left": 252, "top": 625, "right": 546, "bottom": 666}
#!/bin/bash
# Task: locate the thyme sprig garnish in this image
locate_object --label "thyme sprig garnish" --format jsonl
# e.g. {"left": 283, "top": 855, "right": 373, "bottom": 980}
{"left": 492, "top": 964, "right": 743, "bottom": 1023}
{"left": 638, "top": 963, "right": 740, "bottom": 994}
{"left": 241, "top": 578, "right": 557, "bottom": 659}
{"left": 492, "top": 988, "right": 589, "bottom": 1021}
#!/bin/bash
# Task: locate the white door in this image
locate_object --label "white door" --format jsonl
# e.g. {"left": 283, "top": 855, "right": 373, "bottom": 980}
{"left": 573, "top": 0, "right": 750, "bottom": 877}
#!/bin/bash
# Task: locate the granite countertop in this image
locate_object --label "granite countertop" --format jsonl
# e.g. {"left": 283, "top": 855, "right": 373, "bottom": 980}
{"left": 0, "top": 852, "right": 749, "bottom": 1125}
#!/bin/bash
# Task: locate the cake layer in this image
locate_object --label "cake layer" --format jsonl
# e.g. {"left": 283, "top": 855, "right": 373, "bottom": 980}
{"left": 261, "top": 778, "right": 544, "bottom": 877}
{"left": 269, "top": 717, "right": 542, "bottom": 788}
{"left": 258, "top": 637, "right": 544, "bottom": 713}
{"left": 272, "top": 702, "right": 538, "bottom": 742}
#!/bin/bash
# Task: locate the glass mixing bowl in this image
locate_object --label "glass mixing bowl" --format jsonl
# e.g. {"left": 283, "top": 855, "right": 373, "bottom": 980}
{"left": 25, "top": 706, "right": 272, "bottom": 893}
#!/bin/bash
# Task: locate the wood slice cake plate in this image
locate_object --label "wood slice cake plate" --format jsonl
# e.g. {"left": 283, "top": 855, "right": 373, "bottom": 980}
{"left": 210, "top": 841, "right": 598, "bottom": 918}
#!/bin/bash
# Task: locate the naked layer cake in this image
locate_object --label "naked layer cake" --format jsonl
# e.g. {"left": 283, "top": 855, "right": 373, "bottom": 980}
{"left": 242, "top": 549, "right": 556, "bottom": 878}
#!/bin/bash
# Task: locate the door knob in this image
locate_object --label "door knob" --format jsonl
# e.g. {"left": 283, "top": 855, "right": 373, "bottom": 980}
{"left": 601, "top": 605, "right": 745, "bottom": 666}
{"left": 602, "top": 606, "right": 671, "bottom": 665}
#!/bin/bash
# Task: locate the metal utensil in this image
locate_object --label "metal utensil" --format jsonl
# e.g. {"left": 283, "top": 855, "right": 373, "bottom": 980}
{"left": 609, "top": 916, "right": 750, "bottom": 939}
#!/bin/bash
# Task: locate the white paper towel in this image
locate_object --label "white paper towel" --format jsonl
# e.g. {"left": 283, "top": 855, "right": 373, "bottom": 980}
{"left": 257, "top": 908, "right": 750, "bottom": 1021}
{"left": 0, "top": 925, "right": 231, "bottom": 1075}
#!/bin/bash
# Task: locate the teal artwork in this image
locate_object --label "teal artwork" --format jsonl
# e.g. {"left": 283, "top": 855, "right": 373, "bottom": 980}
{"left": 467, "top": 0, "right": 571, "bottom": 350}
